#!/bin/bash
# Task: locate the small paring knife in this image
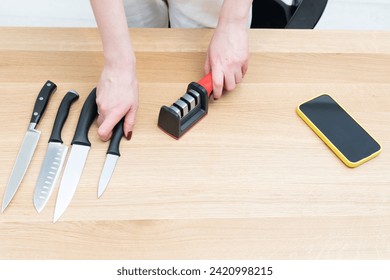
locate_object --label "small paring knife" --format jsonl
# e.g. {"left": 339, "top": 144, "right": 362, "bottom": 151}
{"left": 98, "top": 118, "right": 125, "bottom": 198}
{"left": 33, "top": 90, "right": 79, "bottom": 213}
{"left": 2, "top": 81, "right": 57, "bottom": 212}
{"left": 53, "top": 88, "right": 98, "bottom": 223}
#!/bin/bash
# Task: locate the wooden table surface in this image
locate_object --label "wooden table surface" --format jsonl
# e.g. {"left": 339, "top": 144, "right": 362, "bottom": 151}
{"left": 0, "top": 27, "right": 390, "bottom": 259}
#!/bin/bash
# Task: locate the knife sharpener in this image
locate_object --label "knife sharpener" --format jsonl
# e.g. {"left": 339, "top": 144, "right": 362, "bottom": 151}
{"left": 158, "top": 73, "right": 213, "bottom": 139}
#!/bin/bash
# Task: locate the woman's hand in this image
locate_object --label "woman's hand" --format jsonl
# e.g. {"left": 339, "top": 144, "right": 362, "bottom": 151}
{"left": 90, "top": 0, "right": 138, "bottom": 141}
{"left": 205, "top": 22, "right": 249, "bottom": 99}
{"left": 96, "top": 60, "right": 138, "bottom": 141}
{"left": 204, "top": 0, "right": 252, "bottom": 99}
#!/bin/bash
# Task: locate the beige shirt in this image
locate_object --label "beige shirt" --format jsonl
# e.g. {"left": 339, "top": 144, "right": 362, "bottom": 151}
{"left": 123, "top": 0, "right": 252, "bottom": 28}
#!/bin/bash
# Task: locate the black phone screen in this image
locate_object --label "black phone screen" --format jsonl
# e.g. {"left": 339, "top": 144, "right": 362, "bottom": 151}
{"left": 298, "top": 94, "right": 381, "bottom": 164}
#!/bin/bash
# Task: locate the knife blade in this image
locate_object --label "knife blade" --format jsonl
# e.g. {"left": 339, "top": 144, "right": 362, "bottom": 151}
{"left": 33, "top": 90, "right": 79, "bottom": 213}
{"left": 53, "top": 88, "right": 98, "bottom": 222}
{"left": 98, "top": 118, "right": 124, "bottom": 198}
{"left": 2, "top": 81, "right": 57, "bottom": 212}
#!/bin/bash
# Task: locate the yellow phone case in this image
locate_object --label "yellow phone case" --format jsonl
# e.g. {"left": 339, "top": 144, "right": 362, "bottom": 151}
{"left": 296, "top": 94, "right": 381, "bottom": 168}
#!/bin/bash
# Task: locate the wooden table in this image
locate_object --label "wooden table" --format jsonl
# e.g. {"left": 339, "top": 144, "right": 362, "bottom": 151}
{"left": 0, "top": 28, "right": 390, "bottom": 259}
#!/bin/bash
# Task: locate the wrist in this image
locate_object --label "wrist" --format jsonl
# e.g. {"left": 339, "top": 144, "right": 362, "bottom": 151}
{"left": 218, "top": 13, "right": 248, "bottom": 27}
{"left": 101, "top": 32, "right": 136, "bottom": 70}
{"left": 218, "top": 0, "right": 252, "bottom": 27}
{"left": 104, "top": 51, "right": 136, "bottom": 72}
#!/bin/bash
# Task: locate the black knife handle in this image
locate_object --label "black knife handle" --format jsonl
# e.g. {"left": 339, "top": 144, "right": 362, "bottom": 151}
{"left": 107, "top": 118, "right": 124, "bottom": 156}
{"left": 49, "top": 90, "right": 80, "bottom": 143}
{"left": 30, "top": 80, "right": 57, "bottom": 125}
{"left": 71, "top": 88, "right": 98, "bottom": 147}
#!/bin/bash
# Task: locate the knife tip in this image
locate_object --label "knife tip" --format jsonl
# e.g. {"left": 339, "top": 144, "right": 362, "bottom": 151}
{"left": 1, "top": 202, "right": 8, "bottom": 213}
{"left": 1, "top": 198, "right": 10, "bottom": 213}
{"left": 53, "top": 210, "right": 62, "bottom": 223}
{"left": 33, "top": 200, "right": 42, "bottom": 213}
{"left": 98, "top": 181, "right": 107, "bottom": 198}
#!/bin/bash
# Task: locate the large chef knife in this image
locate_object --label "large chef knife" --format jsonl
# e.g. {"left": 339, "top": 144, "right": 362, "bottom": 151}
{"left": 2, "top": 81, "right": 57, "bottom": 212}
{"left": 33, "top": 90, "right": 79, "bottom": 213}
{"left": 53, "top": 88, "right": 97, "bottom": 222}
{"left": 98, "top": 118, "right": 124, "bottom": 198}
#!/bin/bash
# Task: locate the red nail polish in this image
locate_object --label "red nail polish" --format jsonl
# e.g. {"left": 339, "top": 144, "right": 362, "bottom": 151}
{"left": 125, "top": 131, "right": 132, "bottom": 140}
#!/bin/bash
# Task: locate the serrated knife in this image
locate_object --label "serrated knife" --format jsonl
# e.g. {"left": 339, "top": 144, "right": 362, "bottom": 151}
{"left": 98, "top": 118, "right": 124, "bottom": 198}
{"left": 53, "top": 88, "right": 98, "bottom": 222}
{"left": 2, "top": 81, "right": 57, "bottom": 212}
{"left": 33, "top": 90, "right": 79, "bottom": 213}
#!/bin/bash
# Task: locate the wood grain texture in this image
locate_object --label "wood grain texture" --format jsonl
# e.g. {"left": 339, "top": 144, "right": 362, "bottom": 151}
{"left": 0, "top": 28, "right": 390, "bottom": 259}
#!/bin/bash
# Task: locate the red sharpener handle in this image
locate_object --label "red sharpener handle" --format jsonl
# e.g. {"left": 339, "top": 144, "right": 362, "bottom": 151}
{"left": 197, "top": 72, "right": 213, "bottom": 97}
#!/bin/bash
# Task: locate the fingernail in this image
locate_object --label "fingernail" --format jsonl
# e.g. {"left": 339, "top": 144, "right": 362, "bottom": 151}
{"left": 125, "top": 131, "right": 132, "bottom": 140}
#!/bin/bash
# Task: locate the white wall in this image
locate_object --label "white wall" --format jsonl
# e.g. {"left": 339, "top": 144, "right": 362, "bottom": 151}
{"left": 316, "top": 0, "right": 390, "bottom": 30}
{"left": 0, "top": 0, "right": 96, "bottom": 27}
{"left": 0, "top": 0, "right": 389, "bottom": 30}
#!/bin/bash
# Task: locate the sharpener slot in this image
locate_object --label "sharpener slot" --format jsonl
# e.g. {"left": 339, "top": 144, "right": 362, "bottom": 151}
{"left": 181, "top": 94, "right": 195, "bottom": 111}
{"left": 179, "top": 97, "right": 192, "bottom": 114}
{"left": 173, "top": 99, "right": 188, "bottom": 117}
{"left": 169, "top": 104, "right": 182, "bottom": 118}
{"left": 187, "top": 89, "right": 200, "bottom": 106}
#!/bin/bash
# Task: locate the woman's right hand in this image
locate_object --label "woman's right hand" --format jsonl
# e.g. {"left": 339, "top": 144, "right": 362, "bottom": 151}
{"left": 90, "top": 0, "right": 138, "bottom": 141}
{"left": 96, "top": 58, "right": 139, "bottom": 141}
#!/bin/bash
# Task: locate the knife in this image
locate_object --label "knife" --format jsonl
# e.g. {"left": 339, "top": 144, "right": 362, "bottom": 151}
{"left": 2, "top": 81, "right": 57, "bottom": 212}
{"left": 98, "top": 118, "right": 124, "bottom": 198}
{"left": 53, "top": 88, "right": 98, "bottom": 222}
{"left": 33, "top": 90, "right": 79, "bottom": 213}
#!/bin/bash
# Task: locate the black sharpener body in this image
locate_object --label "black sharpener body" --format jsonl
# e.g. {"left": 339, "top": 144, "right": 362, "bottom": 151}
{"left": 158, "top": 81, "right": 209, "bottom": 139}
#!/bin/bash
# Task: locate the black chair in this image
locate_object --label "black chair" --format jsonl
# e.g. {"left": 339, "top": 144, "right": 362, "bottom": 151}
{"left": 251, "top": 0, "right": 328, "bottom": 29}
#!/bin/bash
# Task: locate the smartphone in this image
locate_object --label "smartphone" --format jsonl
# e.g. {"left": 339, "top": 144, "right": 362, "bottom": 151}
{"left": 297, "top": 94, "right": 381, "bottom": 167}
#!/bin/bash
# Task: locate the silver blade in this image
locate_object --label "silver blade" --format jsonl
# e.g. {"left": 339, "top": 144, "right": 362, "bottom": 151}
{"left": 33, "top": 142, "right": 68, "bottom": 213}
{"left": 53, "top": 144, "right": 90, "bottom": 222}
{"left": 98, "top": 154, "right": 119, "bottom": 198}
{"left": 2, "top": 127, "right": 40, "bottom": 212}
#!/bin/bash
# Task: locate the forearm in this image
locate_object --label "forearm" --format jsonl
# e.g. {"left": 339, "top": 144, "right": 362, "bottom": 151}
{"left": 90, "top": 0, "right": 135, "bottom": 67}
{"left": 90, "top": 0, "right": 138, "bottom": 141}
{"left": 218, "top": 0, "right": 253, "bottom": 27}
{"left": 205, "top": 0, "right": 252, "bottom": 98}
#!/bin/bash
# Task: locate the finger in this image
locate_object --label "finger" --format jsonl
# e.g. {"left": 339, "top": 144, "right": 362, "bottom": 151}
{"left": 242, "top": 61, "right": 248, "bottom": 78}
{"left": 95, "top": 89, "right": 104, "bottom": 127}
{"left": 224, "top": 71, "right": 236, "bottom": 92}
{"left": 234, "top": 70, "right": 243, "bottom": 84}
{"left": 123, "top": 105, "right": 138, "bottom": 140}
{"left": 97, "top": 112, "right": 104, "bottom": 127}
{"left": 98, "top": 111, "right": 123, "bottom": 142}
{"left": 211, "top": 68, "right": 224, "bottom": 99}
